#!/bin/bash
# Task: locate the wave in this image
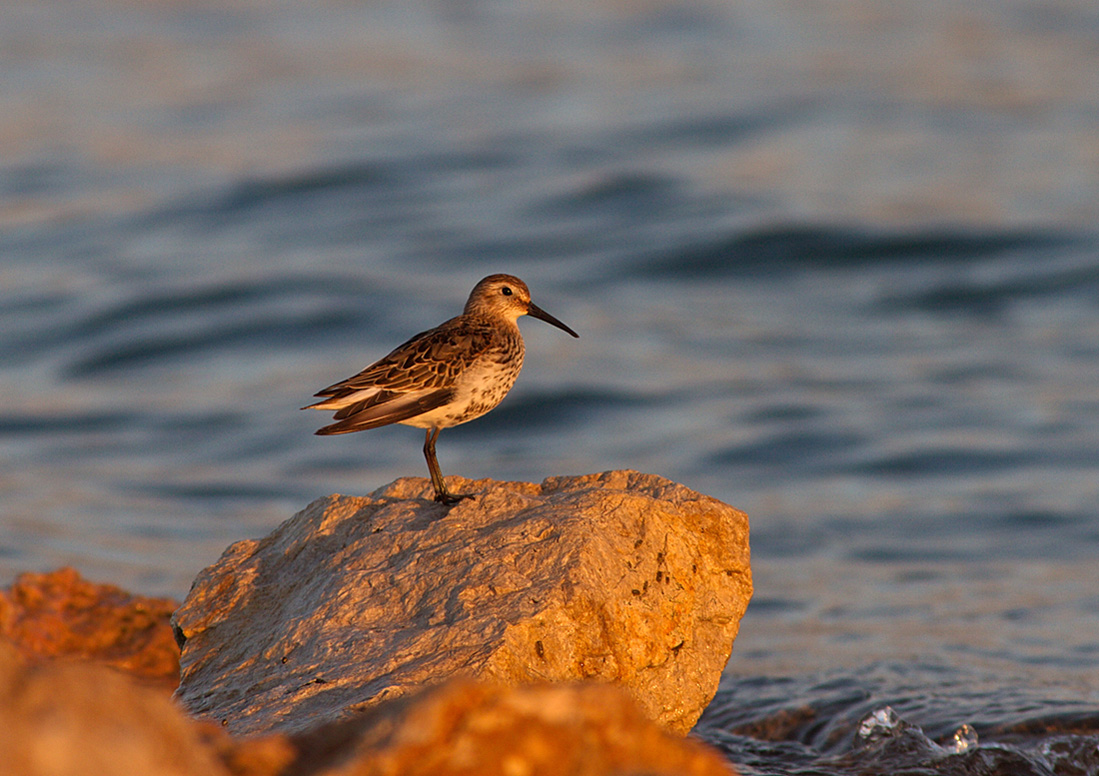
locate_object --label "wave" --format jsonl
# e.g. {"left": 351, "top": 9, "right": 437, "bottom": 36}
{"left": 633, "top": 223, "right": 1085, "bottom": 278}
{"left": 55, "top": 275, "right": 376, "bottom": 378}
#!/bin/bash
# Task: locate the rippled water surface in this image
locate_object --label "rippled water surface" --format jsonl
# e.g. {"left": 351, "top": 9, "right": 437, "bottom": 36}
{"left": 2, "top": 2, "right": 1098, "bottom": 774}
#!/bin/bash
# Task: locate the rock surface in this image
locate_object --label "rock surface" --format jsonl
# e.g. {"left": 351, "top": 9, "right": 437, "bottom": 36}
{"left": 289, "top": 680, "right": 736, "bottom": 776}
{"left": 0, "top": 567, "right": 180, "bottom": 690}
{"left": 173, "top": 470, "right": 752, "bottom": 736}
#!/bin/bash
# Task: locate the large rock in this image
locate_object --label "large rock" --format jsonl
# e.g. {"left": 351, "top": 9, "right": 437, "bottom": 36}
{"left": 173, "top": 470, "right": 752, "bottom": 736}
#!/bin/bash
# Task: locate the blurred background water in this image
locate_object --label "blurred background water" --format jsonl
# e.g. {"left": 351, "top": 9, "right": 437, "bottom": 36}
{"left": 2, "top": 1, "right": 1098, "bottom": 773}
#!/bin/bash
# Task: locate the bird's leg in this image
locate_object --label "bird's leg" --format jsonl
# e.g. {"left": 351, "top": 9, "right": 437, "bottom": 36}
{"left": 423, "top": 428, "right": 447, "bottom": 497}
{"left": 423, "top": 428, "right": 471, "bottom": 505}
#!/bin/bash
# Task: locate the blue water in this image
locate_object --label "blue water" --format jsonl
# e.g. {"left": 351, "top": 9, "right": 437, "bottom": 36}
{"left": 2, "top": 2, "right": 1098, "bottom": 773}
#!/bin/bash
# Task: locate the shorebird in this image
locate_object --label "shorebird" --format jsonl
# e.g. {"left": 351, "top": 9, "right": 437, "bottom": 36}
{"left": 304, "top": 274, "right": 578, "bottom": 505}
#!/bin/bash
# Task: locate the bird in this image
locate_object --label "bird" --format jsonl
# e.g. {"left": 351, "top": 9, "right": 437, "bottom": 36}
{"left": 304, "top": 274, "right": 578, "bottom": 505}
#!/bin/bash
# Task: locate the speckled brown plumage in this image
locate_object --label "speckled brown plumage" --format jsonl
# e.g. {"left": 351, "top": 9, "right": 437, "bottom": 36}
{"left": 304, "top": 274, "right": 578, "bottom": 505}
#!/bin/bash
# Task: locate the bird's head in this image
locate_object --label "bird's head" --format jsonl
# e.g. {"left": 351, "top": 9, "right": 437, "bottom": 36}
{"left": 465, "top": 274, "right": 578, "bottom": 338}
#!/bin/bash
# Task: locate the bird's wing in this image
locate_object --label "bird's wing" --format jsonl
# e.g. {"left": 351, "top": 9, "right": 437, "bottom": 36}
{"left": 307, "top": 317, "right": 496, "bottom": 404}
{"left": 313, "top": 388, "right": 454, "bottom": 435}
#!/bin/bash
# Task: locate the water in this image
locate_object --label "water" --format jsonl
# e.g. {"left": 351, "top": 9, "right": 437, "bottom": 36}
{"left": 2, "top": 1, "right": 1098, "bottom": 773}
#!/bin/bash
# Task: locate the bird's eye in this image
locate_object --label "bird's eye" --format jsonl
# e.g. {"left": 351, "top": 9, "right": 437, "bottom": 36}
{"left": 501, "top": 287, "right": 513, "bottom": 296}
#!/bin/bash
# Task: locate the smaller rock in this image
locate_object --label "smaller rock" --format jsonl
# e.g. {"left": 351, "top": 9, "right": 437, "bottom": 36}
{"left": 289, "top": 680, "right": 737, "bottom": 776}
{"left": 0, "top": 639, "right": 233, "bottom": 776}
{"left": 0, "top": 567, "right": 180, "bottom": 690}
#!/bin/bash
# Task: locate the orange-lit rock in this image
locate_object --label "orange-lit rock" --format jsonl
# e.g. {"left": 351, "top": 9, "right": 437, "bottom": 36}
{"left": 288, "top": 680, "right": 737, "bottom": 776}
{"left": 174, "top": 471, "right": 752, "bottom": 736}
{"left": 0, "top": 639, "right": 231, "bottom": 776}
{"left": 0, "top": 567, "right": 180, "bottom": 690}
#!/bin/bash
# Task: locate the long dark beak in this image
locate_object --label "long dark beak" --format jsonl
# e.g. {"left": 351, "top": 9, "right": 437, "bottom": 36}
{"left": 527, "top": 301, "right": 579, "bottom": 338}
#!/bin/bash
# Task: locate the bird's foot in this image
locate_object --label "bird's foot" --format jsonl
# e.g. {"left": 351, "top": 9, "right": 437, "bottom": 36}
{"left": 434, "top": 490, "right": 474, "bottom": 506}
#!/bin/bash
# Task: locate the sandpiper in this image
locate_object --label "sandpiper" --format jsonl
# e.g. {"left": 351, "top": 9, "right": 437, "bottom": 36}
{"left": 304, "top": 274, "right": 578, "bottom": 505}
